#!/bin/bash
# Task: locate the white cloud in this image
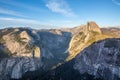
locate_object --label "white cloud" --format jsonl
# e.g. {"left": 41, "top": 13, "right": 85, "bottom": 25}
{"left": 46, "top": 0, "right": 76, "bottom": 17}
{"left": 0, "top": 17, "right": 41, "bottom": 28}
{"left": 0, "top": 17, "right": 57, "bottom": 29}
{"left": 0, "top": 0, "right": 46, "bottom": 13}
{"left": 0, "top": 8, "right": 27, "bottom": 18}
{"left": 0, "top": 17, "right": 40, "bottom": 24}
{"left": 112, "top": 0, "right": 120, "bottom": 5}
{"left": 0, "top": 0, "right": 47, "bottom": 18}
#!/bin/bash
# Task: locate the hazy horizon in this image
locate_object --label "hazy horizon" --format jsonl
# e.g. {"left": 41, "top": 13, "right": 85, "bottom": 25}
{"left": 0, "top": 0, "right": 120, "bottom": 29}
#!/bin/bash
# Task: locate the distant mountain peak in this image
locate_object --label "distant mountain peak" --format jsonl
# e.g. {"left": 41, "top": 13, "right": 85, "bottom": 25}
{"left": 84, "top": 21, "right": 101, "bottom": 34}
{"left": 67, "top": 22, "right": 108, "bottom": 61}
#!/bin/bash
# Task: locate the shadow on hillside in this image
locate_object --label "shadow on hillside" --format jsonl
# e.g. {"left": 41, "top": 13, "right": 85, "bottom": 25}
{"left": 18, "top": 38, "right": 120, "bottom": 80}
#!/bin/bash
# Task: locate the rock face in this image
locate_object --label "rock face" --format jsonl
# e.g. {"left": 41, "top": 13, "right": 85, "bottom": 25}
{"left": 84, "top": 22, "right": 101, "bottom": 34}
{"left": 33, "top": 46, "right": 40, "bottom": 58}
{"left": 2, "top": 32, "right": 33, "bottom": 57}
{"left": 42, "top": 38, "right": 120, "bottom": 80}
{"left": 74, "top": 38, "right": 120, "bottom": 80}
{"left": 67, "top": 22, "right": 108, "bottom": 61}
{"left": 0, "top": 28, "right": 71, "bottom": 79}
{"left": 0, "top": 29, "right": 43, "bottom": 79}
{"left": 19, "top": 31, "right": 31, "bottom": 43}
{"left": 0, "top": 58, "right": 41, "bottom": 80}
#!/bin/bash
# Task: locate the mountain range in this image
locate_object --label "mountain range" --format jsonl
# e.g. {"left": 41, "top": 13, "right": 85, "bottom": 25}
{"left": 0, "top": 22, "right": 120, "bottom": 80}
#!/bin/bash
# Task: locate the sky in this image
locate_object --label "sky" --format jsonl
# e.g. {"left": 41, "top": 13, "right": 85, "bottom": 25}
{"left": 0, "top": 0, "right": 120, "bottom": 29}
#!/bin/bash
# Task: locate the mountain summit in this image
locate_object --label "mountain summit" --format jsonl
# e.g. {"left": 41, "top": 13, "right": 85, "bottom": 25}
{"left": 67, "top": 21, "right": 108, "bottom": 61}
{"left": 85, "top": 21, "right": 102, "bottom": 34}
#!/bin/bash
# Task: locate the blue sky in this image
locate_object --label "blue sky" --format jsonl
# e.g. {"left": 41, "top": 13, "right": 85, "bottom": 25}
{"left": 0, "top": 0, "right": 120, "bottom": 29}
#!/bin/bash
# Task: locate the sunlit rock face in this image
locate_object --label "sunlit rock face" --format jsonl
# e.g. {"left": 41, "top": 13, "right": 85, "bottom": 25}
{"left": 33, "top": 46, "right": 40, "bottom": 58}
{"left": 19, "top": 31, "right": 31, "bottom": 43}
{"left": 0, "top": 29, "right": 42, "bottom": 80}
{"left": 74, "top": 38, "right": 120, "bottom": 80}
{"left": 0, "top": 28, "right": 71, "bottom": 80}
{"left": 67, "top": 21, "right": 108, "bottom": 61}
{"left": 84, "top": 22, "right": 102, "bottom": 34}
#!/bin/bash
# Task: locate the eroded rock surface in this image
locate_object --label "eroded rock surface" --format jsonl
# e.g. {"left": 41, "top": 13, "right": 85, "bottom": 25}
{"left": 41, "top": 38, "right": 120, "bottom": 80}
{"left": 0, "top": 57, "right": 41, "bottom": 80}
{"left": 74, "top": 38, "right": 120, "bottom": 80}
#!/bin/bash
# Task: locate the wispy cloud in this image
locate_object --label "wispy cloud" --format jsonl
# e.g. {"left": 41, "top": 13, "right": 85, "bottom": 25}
{"left": 0, "top": 17, "right": 56, "bottom": 29}
{"left": 46, "top": 0, "right": 76, "bottom": 17}
{"left": 0, "top": 0, "right": 47, "bottom": 19}
{"left": 0, "top": 7, "right": 27, "bottom": 18}
{"left": 0, "top": 17, "right": 40, "bottom": 24}
{"left": 0, "top": 0, "right": 46, "bottom": 13}
{"left": 0, "top": 17, "right": 40, "bottom": 28}
{"left": 112, "top": 0, "right": 120, "bottom": 5}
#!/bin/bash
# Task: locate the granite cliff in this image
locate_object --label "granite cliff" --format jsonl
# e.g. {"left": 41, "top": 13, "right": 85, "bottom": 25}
{"left": 0, "top": 22, "right": 120, "bottom": 80}
{"left": 0, "top": 28, "right": 71, "bottom": 79}
{"left": 42, "top": 38, "right": 120, "bottom": 80}
{"left": 67, "top": 22, "right": 109, "bottom": 61}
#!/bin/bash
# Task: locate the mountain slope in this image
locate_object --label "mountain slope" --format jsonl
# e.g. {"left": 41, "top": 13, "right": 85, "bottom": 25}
{"left": 41, "top": 38, "right": 120, "bottom": 80}
{"left": 0, "top": 22, "right": 120, "bottom": 79}
{"left": 67, "top": 22, "right": 110, "bottom": 61}
{"left": 0, "top": 28, "right": 71, "bottom": 79}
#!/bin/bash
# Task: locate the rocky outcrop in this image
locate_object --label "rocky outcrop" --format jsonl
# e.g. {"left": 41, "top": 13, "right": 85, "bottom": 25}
{"left": 19, "top": 31, "right": 31, "bottom": 43}
{"left": 67, "top": 22, "right": 109, "bottom": 61}
{"left": 0, "top": 28, "right": 71, "bottom": 79}
{"left": 0, "top": 29, "right": 43, "bottom": 80}
{"left": 0, "top": 57, "right": 42, "bottom": 80}
{"left": 74, "top": 38, "right": 120, "bottom": 80}
{"left": 2, "top": 31, "right": 33, "bottom": 57}
{"left": 84, "top": 22, "right": 101, "bottom": 34}
{"left": 33, "top": 46, "right": 41, "bottom": 58}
